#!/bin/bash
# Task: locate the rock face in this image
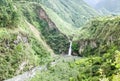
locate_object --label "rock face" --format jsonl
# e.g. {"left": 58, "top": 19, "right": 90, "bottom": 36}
{"left": 36, "top": 6, "right": 69, "bottom": 54}
{"left": 76, "top": 39, "right": 98, "bottom": 55}
{"left": 14, "top": 34, "right": 28, "bottom": 44}
{"left": 73, "top": 38, "right": 118, "bottom": 56}
{"left": 39, "top": 8, "right": 58, "bottom": 30}
{"left": 72, "top": 34, "right": 120, "bottom": 56}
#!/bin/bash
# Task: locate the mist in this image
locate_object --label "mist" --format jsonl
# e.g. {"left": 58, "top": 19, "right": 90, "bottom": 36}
{"left": 84, "top": 0, "right": 120, "bottom": 14}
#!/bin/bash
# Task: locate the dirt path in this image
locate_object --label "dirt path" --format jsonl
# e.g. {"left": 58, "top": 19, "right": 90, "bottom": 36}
{"left": 4, "top": 65, "right": 47, "bottom": 81}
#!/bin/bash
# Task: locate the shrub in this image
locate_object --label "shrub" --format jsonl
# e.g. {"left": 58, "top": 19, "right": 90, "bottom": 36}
{"left": 0, "top": 0, "right": 19, "bottom": 28}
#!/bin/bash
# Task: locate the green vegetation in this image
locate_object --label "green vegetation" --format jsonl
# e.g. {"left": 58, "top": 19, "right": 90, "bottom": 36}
{"left": 0, "top": 1, "right": 51, "bottom": 80}
{"left": 30, "top": 56, "right": 81, "bottom": 81}
{"left": 79, "top": 16, "right": 120, "bottom": 40}
{"left": 40, "top": 0, "right": 99, "bottom": 27}
{"left": 31, "top": 50, "right": 120, "bottom": 81}
{"left": 31, "top": 15, "right": 120, "bottom": 81}
{"left": 0, "top": 27, "right": 50, "bottom": 80}
{"left": 0, "top": 0, "right": 69, "bottom": 80}
{"left": 1, "top": 0, "right": 120, "bottom": 81}
{"left": 19, "top": 2, "right": 69, "bottom": 54}
{"left": 74, "top": 16, "right": 120, "bottom": 56}
{"left": 0, "top": 0, "right": 19, "bottom": 28}
{"left": 39, "top": 0, "right": 100, "bottom": 36}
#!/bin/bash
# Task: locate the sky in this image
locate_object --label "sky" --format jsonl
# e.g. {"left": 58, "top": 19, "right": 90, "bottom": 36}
{"left": 84, "top": 0, "right": 101, "bottom": 7}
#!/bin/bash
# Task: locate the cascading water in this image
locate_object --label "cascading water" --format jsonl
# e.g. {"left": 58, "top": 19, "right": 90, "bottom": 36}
{"left": 68, "top": 40, "right": 72, "bottom": 56}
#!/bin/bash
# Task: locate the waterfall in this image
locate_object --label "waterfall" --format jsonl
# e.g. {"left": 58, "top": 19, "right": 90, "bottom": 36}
{"left": 68, "top": 40, "right": 72, "bottom": 56}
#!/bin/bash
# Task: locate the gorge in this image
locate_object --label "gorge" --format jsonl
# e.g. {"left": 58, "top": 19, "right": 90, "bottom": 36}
{"left": 1, "top": 0, "right": 120, "bottom": 81}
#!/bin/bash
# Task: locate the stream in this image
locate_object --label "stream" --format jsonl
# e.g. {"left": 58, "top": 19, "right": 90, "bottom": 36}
{"left": 4, "top": 66, "right": 47, "bottom": 81}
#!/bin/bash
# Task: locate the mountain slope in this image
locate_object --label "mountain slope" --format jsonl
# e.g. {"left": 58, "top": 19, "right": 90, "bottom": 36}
{"left": 25, "top": 21, "right": 53, "bottom": 54}
{"left": 39, "top": 0, "right": 99, "bottom": 35}
{"left": 79, "top": 16, "right": 120, "bottom": 40}
{"left": 21, "top": 2, "right": 69, "bottom": 54}
{"left": 1, "top": 1, "right": 120, "bottom": 81}
{"left": 72, "top": 16, "right": 120, "bottom": 57}
{"left": 0, "top": 1, "right": 68, "bottom": 80}
{"left": 0, "top": 19, "right": 51, "bottom": 80}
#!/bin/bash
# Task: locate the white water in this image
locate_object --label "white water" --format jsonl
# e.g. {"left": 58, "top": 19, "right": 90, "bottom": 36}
{"left": 68, "top": 40, "right": 72, "bottom": 56}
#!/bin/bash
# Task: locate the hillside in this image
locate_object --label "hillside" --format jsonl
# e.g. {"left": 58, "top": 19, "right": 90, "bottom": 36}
{"left": 0, "top": 1, "right": 51, "bottom": 80}
{"left": 79, "top": 16, "right": 120, "bottom": 40}
{"left": 55, "top": 16, "right": 120, "bottom": 81}
{"left": 31, "top": 17, "right": 120, "bottom": 80}
{"left": 0, "top": 1, "right": 68, "bottom": 80}
{"left": 1, "top": 0, "right": 120, "bottom": 81}
{"left": 39, "top": 0, "right": 99, "bottom": 35}
{"left": 70, "top": 16, "right": 120, "bottom": 58}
